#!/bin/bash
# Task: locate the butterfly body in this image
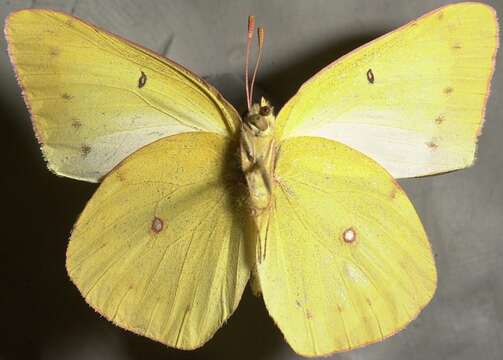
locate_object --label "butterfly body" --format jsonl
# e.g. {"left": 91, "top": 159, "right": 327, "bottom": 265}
{"left": 240, "top": 98, "right": 278, "bottom": 262}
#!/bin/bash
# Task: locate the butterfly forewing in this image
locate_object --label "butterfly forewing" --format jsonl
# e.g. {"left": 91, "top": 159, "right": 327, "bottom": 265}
{"left": 5, "top": 10, "right": 240, "bottom": 182}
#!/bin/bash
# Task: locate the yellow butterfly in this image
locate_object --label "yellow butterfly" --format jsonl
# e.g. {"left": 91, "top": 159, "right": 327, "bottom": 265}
{"left": 5, "top": 3, "right": 498, "bottom": 357}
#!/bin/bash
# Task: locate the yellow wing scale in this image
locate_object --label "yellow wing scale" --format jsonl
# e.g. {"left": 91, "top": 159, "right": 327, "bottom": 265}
{"left": 257, "top": 136, "right": 437, "bottom": 356}
{"left": 67, "top": 133, "right": 251, "bottom": 349}
{"left": 5, "top": 10, "right": 240, "bottom": 182}
{"left": 276, "top": 2, "right": 498, "bottom": 179}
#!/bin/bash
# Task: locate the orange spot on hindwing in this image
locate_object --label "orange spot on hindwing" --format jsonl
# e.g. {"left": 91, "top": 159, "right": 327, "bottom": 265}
{"left": 343, "top": 228, "right": 356, "bottom": 243}
{"left": 151, "top": 217, "right": 164, "bottom": 234}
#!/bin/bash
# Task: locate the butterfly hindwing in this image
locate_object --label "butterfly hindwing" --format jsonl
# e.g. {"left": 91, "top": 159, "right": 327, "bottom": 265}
{"left": 257, "top": 136, "right": 437, "bottom": 356}
{"left": 66, "top": 132, "right": 251, "bottom": 349}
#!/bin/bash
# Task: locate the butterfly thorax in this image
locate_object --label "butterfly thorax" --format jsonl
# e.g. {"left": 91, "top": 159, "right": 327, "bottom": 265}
{"left": 240, "top": 98, "right": 277, "bottom": 217}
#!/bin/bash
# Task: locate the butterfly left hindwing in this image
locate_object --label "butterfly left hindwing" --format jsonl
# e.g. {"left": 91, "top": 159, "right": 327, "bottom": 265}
{"left": 67, "top": 132, "right": 251, "bottom": 349}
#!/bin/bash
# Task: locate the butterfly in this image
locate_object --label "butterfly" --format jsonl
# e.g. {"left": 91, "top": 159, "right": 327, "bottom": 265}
{"left": 5, "top": 2, "right": 498, "bottom": 357}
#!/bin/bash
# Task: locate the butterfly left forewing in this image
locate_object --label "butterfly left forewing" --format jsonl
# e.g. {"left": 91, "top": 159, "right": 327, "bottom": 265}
{"left": 258, "top": 136, "right": 436, "bottom": 356}
{"left": 5, "top": 10, "right": 240, "bottom": 182}
{"left": 67, "top": 132, "right": 251, "bottom": 349}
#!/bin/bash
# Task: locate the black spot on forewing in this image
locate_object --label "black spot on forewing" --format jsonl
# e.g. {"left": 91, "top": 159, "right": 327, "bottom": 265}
{"left": 81, "top": 144, "right": 91, "bottom": 158}
{"left": 62, "top": 93, "right": 73, "bottom": 101}
{"left": 71, "top": 119, "right": 82, "bottom": 129}
{"left": 426, "top": 141, "right": 439, "bottom": 150}
{"left": 366, "top": 69, "right": 375, "bottom": 84}
{"left": 138, "top": 71, "right": 147, "bottom": 88}
{"left": 435, "top": 115, "right": 445, "bottom": 124}
{"left": 443, "top": 87, "right": 453, "bottom": 95}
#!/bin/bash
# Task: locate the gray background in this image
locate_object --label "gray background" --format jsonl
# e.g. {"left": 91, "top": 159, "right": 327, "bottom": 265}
{"left": 1, "top": 0, "right": 502, "bottom": 359}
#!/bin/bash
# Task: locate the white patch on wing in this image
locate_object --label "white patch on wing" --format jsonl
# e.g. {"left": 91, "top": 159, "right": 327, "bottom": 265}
{"left": 293, "top": 121, "right": 463, "bottom": 178}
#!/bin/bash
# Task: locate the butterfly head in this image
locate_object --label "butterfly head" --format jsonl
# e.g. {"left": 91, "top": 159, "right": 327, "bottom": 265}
{"left": 244, "top": 97, "right": 275, "bottom": 134}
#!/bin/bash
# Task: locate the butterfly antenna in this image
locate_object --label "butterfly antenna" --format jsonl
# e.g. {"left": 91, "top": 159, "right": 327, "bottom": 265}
{"left": 245, "top": 16, "right": 255, "bottom": 111}
{"left": 250, "top": 27, "right": 265, "bottom": 108}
